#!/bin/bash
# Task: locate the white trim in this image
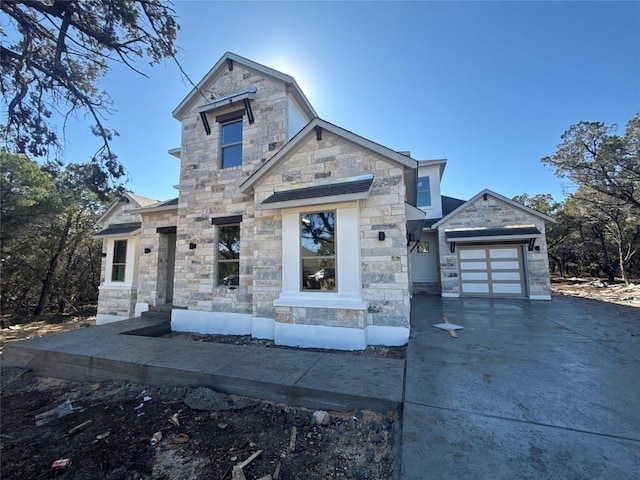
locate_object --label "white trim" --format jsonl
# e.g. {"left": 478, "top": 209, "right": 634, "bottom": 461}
{"left": 275, "top": 323, "right": 366, "bottom": 350}
{"left": 277, "top": 202, "right": 364, "bottom": 306}
{"left": 135, "top": 303, "right": 149, "bottom": 317}
{"left": 366, "top": 326, "right": 410, "bottom": 347}
{"left": 96, "top": 314, "right": 129, "bottom": 325}
{"left": 441, "top": 293, "right": 460, "bottom": 298}
{"left": 169, "top": 310, "right": 407, "bottom": 349}
{"left": 172, "top": 310, "right": 253, "bottom": 335}
{"left": 99, "top": 283, "right": 137, "bottom": 291}
{"left": 274, "top": 294, "right": 367, "bottom": 310}
{"left": 529, "top": 295, "right": 552, "bottom": 301}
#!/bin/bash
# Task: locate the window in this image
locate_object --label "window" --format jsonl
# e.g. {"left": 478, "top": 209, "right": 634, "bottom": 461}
{"left": 417, "top": 242, "right": 429, "bottom": 253}
{"left": 218, "top": 225, "right": 240, "bottom": 285}
{"left": 417, "top": 176, "right": 431, "bottom": 207}
{"left": 300, "top": 211, "right": 336, "bottom": 291}
{"left": 221, "top": 120, "right": 242, "bottom": 168}
{"left": 111, "top": 240, "right": 127, "bottom": 282}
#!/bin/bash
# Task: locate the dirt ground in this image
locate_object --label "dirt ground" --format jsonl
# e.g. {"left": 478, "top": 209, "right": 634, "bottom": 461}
{"left": 0, "top": 366, "right": 396, "bottom": 479}
{"left": 1, "top": 278, "right": 637, "bottom": 479}
{"left": 551, "top": 277, "right": 640, "bottom": 307}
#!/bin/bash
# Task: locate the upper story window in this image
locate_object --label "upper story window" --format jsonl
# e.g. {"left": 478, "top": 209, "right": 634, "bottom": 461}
{"left": 111, "top": 240, "right": 127, "bottom": 282}
{"left": 300, "top": 211, "right": 336, "bottom": 291}
{"left": 217, "top": 224, "right": 240, "bottom": 285}
{"left": 417, "top": 176, "right": 431, "bottom": 207}
{"left": 221, "top": 120, "right": 242, "bottom": 169}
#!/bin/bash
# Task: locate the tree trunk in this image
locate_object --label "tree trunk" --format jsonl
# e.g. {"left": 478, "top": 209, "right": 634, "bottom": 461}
{"left": 34, "top": 215, "right": 71, "bottom": 316}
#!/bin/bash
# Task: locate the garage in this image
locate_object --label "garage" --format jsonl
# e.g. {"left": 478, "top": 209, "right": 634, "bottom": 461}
{"left": 458, "top": 245, "right": 525, "bottom": 296}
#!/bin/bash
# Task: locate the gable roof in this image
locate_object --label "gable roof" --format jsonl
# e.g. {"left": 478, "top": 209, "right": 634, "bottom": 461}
{"left": 431, "top": 189, "right": 556, "bottom": 229}
{"left": 97, "top": 192, "right": 158, "bottom": 225}
{"left": 240, "top": 118, "right": 418, "bottom": 194}
{"left": 134, "top": 197, "right": 179, "bottom": 214}
{"left": 172, "top": 52, "right": 316, "bottom": 120}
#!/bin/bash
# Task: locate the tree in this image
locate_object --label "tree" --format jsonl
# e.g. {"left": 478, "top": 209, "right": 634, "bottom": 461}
{"left": 0, "top": 150, "right": 109, "bottom": 315}
{"left": 542, "top": 113, "right": 640, "bottom": 211}
{"left": 1, "top": 0, "right": 183, "bottom": 194}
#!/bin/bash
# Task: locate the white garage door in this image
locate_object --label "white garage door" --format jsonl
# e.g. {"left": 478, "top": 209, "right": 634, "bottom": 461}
{"left": 458, "top": 246, "right": 525, "bottom": 297}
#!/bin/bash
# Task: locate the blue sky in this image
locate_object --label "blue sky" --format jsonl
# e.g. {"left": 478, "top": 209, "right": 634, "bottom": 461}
{"left": 57, "top": 1, "right": 639, "bottom": 203}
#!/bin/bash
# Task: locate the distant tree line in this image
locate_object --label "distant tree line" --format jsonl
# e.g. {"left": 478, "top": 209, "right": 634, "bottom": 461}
{"left": 0, "top": 150, "right": 114, "bottom": 316}
{"left": 515, "top": 113, "right": 639, "bottom": 283}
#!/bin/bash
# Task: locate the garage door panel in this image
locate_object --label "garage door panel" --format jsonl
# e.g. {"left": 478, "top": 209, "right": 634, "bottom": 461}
{"left": 489, "top": 248, "right": 519, "bottom": 258}
{"left": 461, "top": 283, "right": 490, "bottom": 293}
{"left": 459, "top": 249, "right": 486, "bottom": 259}
{"left": 492, "top": 271, "right": 521, "bottom": 281}
{"left": 458, "top": 245, "right": 525, "bottom": 298}
{"left": 461, "top": 272, "right": 489, "bottom": 281}
{"left": 492, "top": 283, "right": 523, "bottom": 294}
{"left": 490, "top": 261, "right": 520, "bottom": 270}
{"left": 460, "top": 261, "right": 487, "bottom": 270}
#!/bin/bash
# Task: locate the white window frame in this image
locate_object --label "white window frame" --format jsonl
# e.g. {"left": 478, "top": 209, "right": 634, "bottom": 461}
{"left": 274, "top": 201, "right": 366, "bottom": 310}
{"left": 102, "top": 235, "right": 139, "bottom": 287}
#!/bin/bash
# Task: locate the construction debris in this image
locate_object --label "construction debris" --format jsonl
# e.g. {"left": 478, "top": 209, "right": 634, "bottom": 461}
{"left": 35, "top": 400, "right": 81, "bottom": 426}
{"left": 68, "top": 420, "right": 92, "bottom": 435}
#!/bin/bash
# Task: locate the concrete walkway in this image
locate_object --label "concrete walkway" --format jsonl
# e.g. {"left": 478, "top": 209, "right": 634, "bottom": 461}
{"left": 401, "top": 295, "right": 640, "bottom": 480}
{"left": 1, "top": 316, "right": 404, "bottom": 413}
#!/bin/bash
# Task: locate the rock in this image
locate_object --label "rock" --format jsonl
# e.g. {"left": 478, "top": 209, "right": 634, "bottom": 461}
{"left": 311, "top": 410, "right": 331, "bottom": 426}
{"left": 353, "top": 465, "right": 372, "bottom": 480}
{"left": 184, "top": 387, "right": 231, "bottom": 411}
{"left": 230, "top": 398, "right": 260, "bottom": 410}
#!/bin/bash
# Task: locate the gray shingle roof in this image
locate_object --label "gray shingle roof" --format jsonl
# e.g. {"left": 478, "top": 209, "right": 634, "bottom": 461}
{"left": 95, "top": 222, "right": 141, "bottom": 237}
{"left": 263, "top": 176, "right": 374, "bottom": 204}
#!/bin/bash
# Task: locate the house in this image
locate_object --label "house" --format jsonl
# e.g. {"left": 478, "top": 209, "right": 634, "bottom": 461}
{"left": 95, "top": 52, "right": 554, "bottom": 350}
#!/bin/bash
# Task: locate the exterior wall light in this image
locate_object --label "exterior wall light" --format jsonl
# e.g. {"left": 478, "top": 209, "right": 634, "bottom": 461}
{"left": 378, "top": 231, "right": 385, "bottom": 241}
{"left": 189, "top": 242, "right": 197, "bottom": 250}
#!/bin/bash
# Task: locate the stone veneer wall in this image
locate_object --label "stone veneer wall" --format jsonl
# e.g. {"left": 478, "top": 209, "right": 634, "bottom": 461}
{"left": 172, "top": 64, "right": 292, "bottom": 315}
{"left": 137, "top": 210, "right": 179, "bottom": 306}
{"left": 437, "top": 195, "right": 551, "bottom": 297}
{"left": 254, "top": 131, "right": 410, "bottom": 330}
{"left": 97, "top": 286, "right": 138, "bottom": 318}
{"left": 97, "top": 200, "right": 146, "bottom": 322}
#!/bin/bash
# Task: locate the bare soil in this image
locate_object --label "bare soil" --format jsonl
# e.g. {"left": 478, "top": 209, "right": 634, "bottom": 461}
{"left": 0, "top": 309, "right": 396, "bottom": 479}
{"left": 0, "top": 367, "right": 396, "bottom": 479}
{"left": 551, "top": 277, "right": 640, "bottom": 307}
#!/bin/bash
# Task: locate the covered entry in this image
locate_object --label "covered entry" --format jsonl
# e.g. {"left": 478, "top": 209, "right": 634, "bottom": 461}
{"left": 458, "top": 245, "right": 525, "bottom": 296}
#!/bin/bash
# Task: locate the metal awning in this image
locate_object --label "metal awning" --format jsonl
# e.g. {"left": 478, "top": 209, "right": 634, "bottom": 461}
{"left": 445, "top": 226, "right": 541, "bottom": 242}
{"left": 94, "top": 222, "right": 141, "bottom": 238}
{"left": 261, "top": 174, "right": 374, "bottom": 209}
{"left": 444, "top": 226, "right": 542, "bottom": 252}
{"left": 197, "top": 87, "right": 257, "bottom": 134}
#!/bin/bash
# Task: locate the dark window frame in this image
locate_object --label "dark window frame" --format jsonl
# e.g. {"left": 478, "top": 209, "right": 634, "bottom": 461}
{"left": 220, "top": 115, "right": 243, "bottom": 169}
{"left": 417, "top": 175, "right": 432, "bottom": 207}
{"left": 217, "top": 224, "right": 240, "bottom": 286}
{"left": 300, "top": 211, "right": 337, "bottom": 292}
{"left": 111, "top": 239, "right": 127, "bottom": 282}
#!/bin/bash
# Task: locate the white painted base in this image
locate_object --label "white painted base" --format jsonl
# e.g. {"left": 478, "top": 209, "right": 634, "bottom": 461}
{"left": 135, "top": 303, "right": 149, "bottom": 317}
{"left": 170, "top": 309, "right": 408, "bottom": 350}
{"left": 529, "top": 295, "right": 552, "bottom": 300}
{"left": 96, "top": 314, "right": 129, "bottom": 325}
{"left": 441, "top": 293, "right": 460, "bottom": 298}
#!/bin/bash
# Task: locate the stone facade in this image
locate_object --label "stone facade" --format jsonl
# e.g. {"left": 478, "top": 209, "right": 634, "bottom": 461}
{"left": 253, "top": 131, "right": 410, "bottom": 331}
{"left": 94, "top": 52, "right": 555, "bottom": 347}
{"left": 437, "top": 193, "right": 551, "bottom": 298}
{"left": 172, "top": 63, "right": 293, "bottom": 317}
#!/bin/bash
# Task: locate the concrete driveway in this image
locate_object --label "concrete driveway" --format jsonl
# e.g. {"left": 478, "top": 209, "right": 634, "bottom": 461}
{"left": 401, "top": 295, "right": 639, "bottom": 479}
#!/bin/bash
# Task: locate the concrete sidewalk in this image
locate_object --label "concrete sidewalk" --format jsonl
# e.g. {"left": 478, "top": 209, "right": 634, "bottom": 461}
{"left": 1, "top": 316, "right": 404, "bottom": 413}
{"left": 401, "top": 295, "right": 640, "bottom": 480}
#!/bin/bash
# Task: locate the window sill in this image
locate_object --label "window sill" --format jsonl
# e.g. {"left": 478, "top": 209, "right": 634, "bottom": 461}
{"left": 99, "top": 283, "right": 136, "bottom": 290}
{"left": 274, "top": 293, "right": 367, "bottom": 310}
